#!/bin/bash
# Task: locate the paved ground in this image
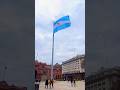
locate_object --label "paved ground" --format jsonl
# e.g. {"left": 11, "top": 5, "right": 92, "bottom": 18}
{"left": 39, "top": 80, "right": 85, "bottom": 90}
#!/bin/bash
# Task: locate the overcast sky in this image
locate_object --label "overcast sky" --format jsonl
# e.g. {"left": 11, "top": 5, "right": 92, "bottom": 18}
{"left": 35, "top": 0, "right": 85, "bottom": 64}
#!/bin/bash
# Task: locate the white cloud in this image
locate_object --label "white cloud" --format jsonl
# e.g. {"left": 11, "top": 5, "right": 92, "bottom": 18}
{"left": 35, "top": 0, "right": 85, "bottom": 64}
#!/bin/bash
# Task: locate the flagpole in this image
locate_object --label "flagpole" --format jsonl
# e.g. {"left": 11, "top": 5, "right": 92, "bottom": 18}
{"left": 51, "top": 31, "right": 54, "bottom": 80}
{"left": 50, "top": 15, "right": 70, "bottom": 80}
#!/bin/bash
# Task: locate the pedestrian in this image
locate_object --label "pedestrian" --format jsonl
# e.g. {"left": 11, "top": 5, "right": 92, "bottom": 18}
{"left": 73, "top": 79, "right": 76, "bottom": 87}
{"left": 70, "top": 78, "right": 73, "bottom": 87}
{"left": 49, "top": 79, "right": 51, "bottom": 88}
{"left": 70, "top": 78, "right": 73, "bottom": 86}
{"left": 35, "top": 80, "right": 39, "bottom": 90}
{"left": 51, "top": 79, "right": 54, "bottom": 88}
{"left": 45, "top": 79, "right": 48, "bottom": 88}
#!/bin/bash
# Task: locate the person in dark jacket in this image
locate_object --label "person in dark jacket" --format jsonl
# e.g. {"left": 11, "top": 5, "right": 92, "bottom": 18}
{"left": 35, "top": 80, "right": 39, "bottom": 90}
{"left": 73, "top": 79, "right": 76, "bottom": 87}
{"left": 51, "top": 79, "right": 54, "bottom": 88}
{"left": 70, "top": 78, "right": 73, "bottom": 87}
{"left": 45, "top": 79, "right": 48, "bottom": 88}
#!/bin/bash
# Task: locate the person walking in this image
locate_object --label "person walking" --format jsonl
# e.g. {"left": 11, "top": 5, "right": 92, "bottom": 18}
{"left": 73, "top": 79, "right": 76, "bottom": 87}
{"left": 48, "top": 79, "right": 51, "bottom": 88}
{"left": 45, "top": 79, "right": 48, "bottom": 88}
{"left": 35, "top": 80, "right": 40, "bottom": 90}
{"left": 70, "top": 78, "right": 73, "bottom": 87}
{"left": 51, "top": 79, "right": 54, "bottom": 88}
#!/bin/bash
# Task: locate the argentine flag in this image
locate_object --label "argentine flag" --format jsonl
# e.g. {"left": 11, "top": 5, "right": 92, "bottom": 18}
{"left": 53, "top": 15, "right": 71, "bottom": 33}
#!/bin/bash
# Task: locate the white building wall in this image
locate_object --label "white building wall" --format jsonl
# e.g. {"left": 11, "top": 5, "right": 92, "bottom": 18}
{"left": 62, "top": 55, "right": 85, "bottom": 74}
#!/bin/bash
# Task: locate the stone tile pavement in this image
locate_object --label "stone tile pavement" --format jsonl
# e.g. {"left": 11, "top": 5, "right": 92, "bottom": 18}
{"left": 39, "top": 80, "right": 85, "bottom": 90}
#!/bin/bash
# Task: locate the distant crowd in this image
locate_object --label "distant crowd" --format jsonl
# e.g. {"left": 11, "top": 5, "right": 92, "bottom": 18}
{"left": 35, "top": 78, "right": 76, "bottom": 90}
{"left": 35, "top": 79, "right": 54, "bottom": 90}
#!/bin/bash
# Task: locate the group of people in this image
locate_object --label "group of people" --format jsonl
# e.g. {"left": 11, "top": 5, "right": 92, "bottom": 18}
{"left": 45, "top": 79, "right": 54, "bottom": 88}
{"left": 35, "top": 78, "right": 76, "bottom": 90}
{"left": 67, "top": 78, "right": 76, "bottom": 87}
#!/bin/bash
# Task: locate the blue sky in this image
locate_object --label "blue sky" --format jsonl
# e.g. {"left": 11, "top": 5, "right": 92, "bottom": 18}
{"left": 35, "top": 0, "right": 85, "bottom": 64}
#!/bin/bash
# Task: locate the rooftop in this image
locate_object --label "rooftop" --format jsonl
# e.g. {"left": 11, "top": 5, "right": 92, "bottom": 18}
{"left": 62, "top": 54, "right": 85, "bottom": 65}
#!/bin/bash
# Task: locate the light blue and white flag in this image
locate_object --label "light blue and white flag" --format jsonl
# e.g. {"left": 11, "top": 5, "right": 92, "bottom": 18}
{"left": 53, "top": 15, "right": 71, "bottom": 33}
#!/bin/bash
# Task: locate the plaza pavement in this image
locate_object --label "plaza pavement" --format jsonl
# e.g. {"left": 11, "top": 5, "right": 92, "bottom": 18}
{"left": 39, "top": 80, "right": 85, "bottom": 90}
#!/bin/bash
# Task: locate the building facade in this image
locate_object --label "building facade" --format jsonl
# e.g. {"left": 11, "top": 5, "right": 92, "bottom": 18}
{"left": 35, "top": 61, "right": 51, "bottom": 81}
{"left": 62, "top": 55, "right": 85, "bottom": 80}
{"left": 53, "top": 63, "right": 62, "bottom": 80}
{"left": 35, "top": 61, "right": 62, "bottom": 81}
{"left": 86, "top": 66, "right": 120, "bottom": 90}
